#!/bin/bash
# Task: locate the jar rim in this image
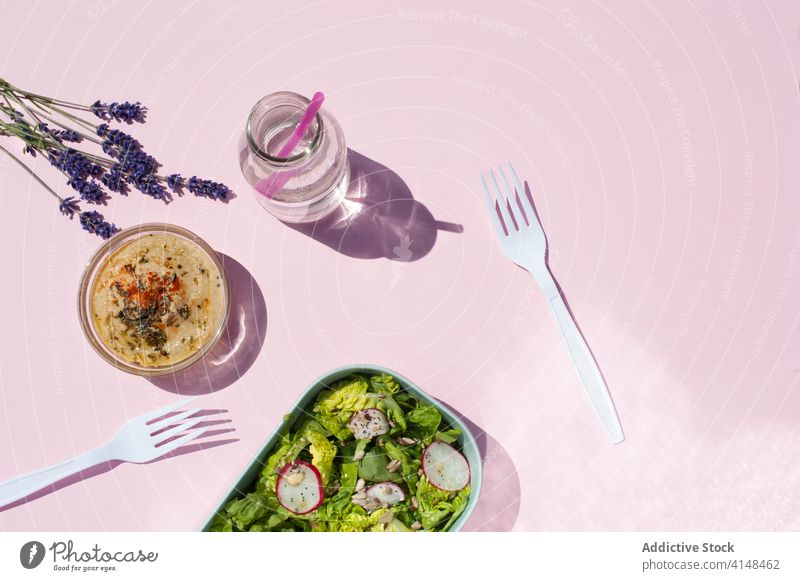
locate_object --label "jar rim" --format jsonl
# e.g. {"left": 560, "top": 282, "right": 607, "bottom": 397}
{"left": 246, "top": 91, "right": 324, "bottom": 164}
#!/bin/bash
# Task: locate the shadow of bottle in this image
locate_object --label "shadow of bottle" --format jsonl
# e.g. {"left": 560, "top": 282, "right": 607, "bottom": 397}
{"left": 286, "top": 150, "right": 462, "bottom": 261}
{"left": 439, "top": 402, "right": 522, "bottom": 531}
{"left": 149, "top": 253, "right": 267, "bottom": 395}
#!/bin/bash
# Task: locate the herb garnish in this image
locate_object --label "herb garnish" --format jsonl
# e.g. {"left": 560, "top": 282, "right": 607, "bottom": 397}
{"left": 111, "top": 268, "right": 186, "bottom": 353}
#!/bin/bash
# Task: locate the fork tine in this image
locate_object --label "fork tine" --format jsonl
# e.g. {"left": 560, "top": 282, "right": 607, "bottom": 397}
{"left": 148, "top": 407, "right": 201, "bottom": 432}
{"left": 139, "top": 397, "right": 199, "bottom": 424}
{"left": 489, "top": 169, "right": 516, "bottom": 232}
{"left": 480, "top": 174, "right": 506, "bottom": 239}
{"left": 155, "top": 427, "right": 211, "bottom": 455}
{"left": 496, "top": 166, "right": 526, "bottom": 225}
{"left": 508, "top": 162, "right": 539, "bottom": 225}
{"left": 147, "top": 408, "right": 202, "bottom": 434}
{"left": 153, "top": 416, "right": 207, "bottom": 445}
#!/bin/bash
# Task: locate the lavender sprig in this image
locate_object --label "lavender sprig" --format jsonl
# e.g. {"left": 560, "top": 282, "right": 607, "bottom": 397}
{"left": 79, "top": 210, "right": 119, "bottom": 239}
{"left": 165, "top": 173, "right": 231, "bottom": 201}
{"left": 0, "top": 77, "right": 233, "bottom": 238}
{"left": 186, "top": 176, "right": 231, "bottom": 201}
{"left": 59, "top": 196, "right": 81, "bottom": 217}
{"left": 96, "top": 123, "right": 167, "bottom": 200}
{"left": 47, "top": 148, "right": 108, "bottom": 204}
{"left": 91, "top": 100, "right": 147, "bottom": 124}
{"left": 0, "top": 142, "right": 117, "bottom": 239}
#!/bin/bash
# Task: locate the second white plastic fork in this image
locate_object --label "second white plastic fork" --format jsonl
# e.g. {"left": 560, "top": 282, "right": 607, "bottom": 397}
{"left": 0, "top": 397, "right": 209, "bottom": 506}
{"left": 482, "top": 164, "right": 624, "bottom": 444}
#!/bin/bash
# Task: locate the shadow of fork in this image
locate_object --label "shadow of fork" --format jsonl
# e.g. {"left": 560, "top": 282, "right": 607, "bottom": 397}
{"left": 517, "top": 180, "right": 584, "bottom": 329}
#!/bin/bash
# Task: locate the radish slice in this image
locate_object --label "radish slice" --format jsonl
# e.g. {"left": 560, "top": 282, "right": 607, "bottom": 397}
{"left": 421, "top": 441, "right": 470, "bottom": 492}
{"left": 366, "top": 482, "right": 405, "bottom": 506}
{"left": 276, "top": 460, "right": 324, "bottom": 514}
{"left": 348, "top": 408, "right": 389, "bottom": 440}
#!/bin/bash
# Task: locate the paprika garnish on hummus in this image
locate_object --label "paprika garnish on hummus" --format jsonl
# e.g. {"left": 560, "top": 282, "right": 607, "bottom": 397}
{"left": 89, "top": 232, "right": 225, "bottom": 368}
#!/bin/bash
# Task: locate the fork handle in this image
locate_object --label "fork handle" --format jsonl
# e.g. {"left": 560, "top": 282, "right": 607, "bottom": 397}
{"left": 539, "top": 276, "right": 625, "bottom": 444}
{"left": 0, "top": 446, "right": 109, "bottom": 507}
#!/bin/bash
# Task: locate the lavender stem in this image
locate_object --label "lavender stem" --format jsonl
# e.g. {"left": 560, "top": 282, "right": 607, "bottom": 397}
{"left": 0, "top": 143, "right": 64, "bottom": 202}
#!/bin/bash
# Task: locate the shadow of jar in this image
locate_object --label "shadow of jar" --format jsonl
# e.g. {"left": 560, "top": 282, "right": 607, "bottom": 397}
{"left": 149, "top": 253, "right": 267, "bottom": 394}
{"left": 286, "top": 149, "right": 463, "bottom": 261}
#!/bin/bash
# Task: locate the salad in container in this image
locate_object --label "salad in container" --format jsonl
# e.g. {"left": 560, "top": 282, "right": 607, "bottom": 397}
{"left": 207, "top": 366, "right": 481, "bottom": 532}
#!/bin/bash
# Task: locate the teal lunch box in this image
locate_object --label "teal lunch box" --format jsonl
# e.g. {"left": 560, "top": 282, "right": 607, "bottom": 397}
{"left": 202, "top": 364, "right": 482, "bottom": 531}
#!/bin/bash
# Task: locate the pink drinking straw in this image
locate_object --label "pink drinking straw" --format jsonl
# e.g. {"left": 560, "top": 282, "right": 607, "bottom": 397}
{"left": 256, "top": 91, "right": 326, "bottom": 199}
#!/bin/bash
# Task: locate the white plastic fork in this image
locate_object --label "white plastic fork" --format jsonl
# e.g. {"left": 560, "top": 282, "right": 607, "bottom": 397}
{"left": 0, "top": 397, "right": 208, "bottom": 506}
{"left": 482, "top": 163, "right": 624, "bottom": 444}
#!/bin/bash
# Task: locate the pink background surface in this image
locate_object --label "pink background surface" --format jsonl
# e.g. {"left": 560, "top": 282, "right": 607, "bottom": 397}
{"left": 1, "top": 0, "right": 799, "bottom": 531}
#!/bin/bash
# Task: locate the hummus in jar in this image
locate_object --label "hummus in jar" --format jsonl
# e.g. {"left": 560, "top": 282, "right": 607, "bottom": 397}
{"left": 90, "top": 232, "right": 226, "bottom": 368}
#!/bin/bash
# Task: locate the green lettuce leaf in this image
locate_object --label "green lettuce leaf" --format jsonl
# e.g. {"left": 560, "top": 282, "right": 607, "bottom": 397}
{"left": 416, "top": 476, "right": 470, "bottom": 530}
{"left": 441, "top": 487, "right": 471, "bottom": 531}
{"left": 372, "top": 517, "right": 414, "bottom": 532}
{"left": 208, "top": 512, "right": 233, "bottom": 532}
{"left": 320, "top": 462, "right": 359, "bottom": 514}
{"left": 329, "top": 507, "right": 391, "bottom": 532}
{"left": 384, "top": 439, "right": 422, "bottom": 493}
{"left": 405, "top": 404, "right": 442, "bottom": 444}
{"left": 434, "top": 428, "right": 461, "bottom": 444}
{"left": 370, "top": 374, "right": 400, "bottom": 394}
{"left": 358, "top": 448, "right": 403, "bottom": 483}
{"left": 305, "top": 424, "right": 336, "bottom": 485}
{"left": 313, "top": 413, "right": 351, "bottom": 441}
{"left": 371, "top": 374, "right": 407, "bottom": 431}
{"left": 313, "top": 375, "right": 378, "bottom": 422}
{"left": 222, "top": 492, "right": 278, "bottom": 531}
{"left": 314, "top": 463, "right": 383, "bottom": 532}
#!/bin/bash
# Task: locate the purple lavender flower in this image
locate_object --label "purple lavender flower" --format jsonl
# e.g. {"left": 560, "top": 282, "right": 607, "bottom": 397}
{"left": 2, "top": 79, "right": 233, "bottom": 239}
{"left": 68, "top": 177, "right": 107, "bottom": 204}
{"left": 97, "top": 126, "right": 145, "bottom": 164}
{"left": 47, "top": 148, "right": 108, "bottom": 202}
{"left": 55, "top": 128, "right": 82, "bottom": 143}
{"left": 58, "top": 196, "right": 81, "bottom": 218}
{"left": 37, "top": 122, "right": 58, "bottom": 140}
{"left": 166, "top": 173, "right": 185, "bottom": 192}
{"left": 7, "top": 108, "right": 24, "bottom": 123}
{"left": 79, "top": 210, "right": 118, "bottom": 239}
{"left": 131, "top": 174, "right": 168, "bottom": 200}
{"left": 118, "top": 146, "right": 158, "bottom": 177}
{"left": 97, "top": 126, "right": 168, "bottom": 200}
{"left": 100, "top": 165, "right": 126, "bottom": 193}
{"left": 186, "top": 176, "right": 231, "bottom": 201}
{"left": 48, "top": 148, "right": 103, "bottom": 180}
{"left": 97, "top": 124, "right": 143, "bottom": 152}
{"left": 91, "top": 100, "right": 147, "bottom": 123}
{"left": 36, "top": 123, "right": 83, "bottom": 144}
{"left": 120, "top": 153, "right": 166, "bottom": 200}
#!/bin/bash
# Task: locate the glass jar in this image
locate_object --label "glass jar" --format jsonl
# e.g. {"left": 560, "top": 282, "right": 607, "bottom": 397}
{"left": 77, "top": 223, "right": 230, "bottom": 377}
{"left": 239, "top": 91, "right": 349, "bottom": 223}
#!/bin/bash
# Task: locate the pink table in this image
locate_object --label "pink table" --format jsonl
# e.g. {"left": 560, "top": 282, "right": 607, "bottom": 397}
{"left": 1, "top": 0, "right": 799, "bottom": 531}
